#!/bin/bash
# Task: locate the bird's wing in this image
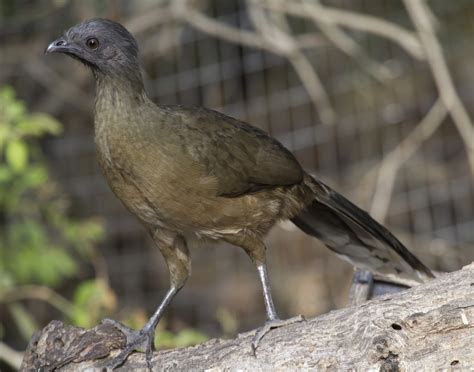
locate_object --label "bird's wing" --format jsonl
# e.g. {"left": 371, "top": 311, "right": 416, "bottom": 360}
{"left": 166, "top": 106, "right": 304, "bottom": 197}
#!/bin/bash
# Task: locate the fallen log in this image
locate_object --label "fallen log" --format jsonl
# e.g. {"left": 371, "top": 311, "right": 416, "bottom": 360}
{"left": 21, "top": 263, "right": 474, "bottom": 371}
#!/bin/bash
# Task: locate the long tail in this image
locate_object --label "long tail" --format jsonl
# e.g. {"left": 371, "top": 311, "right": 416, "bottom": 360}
{"left": 292, "top": 177, "right": 434, "bottom": 284}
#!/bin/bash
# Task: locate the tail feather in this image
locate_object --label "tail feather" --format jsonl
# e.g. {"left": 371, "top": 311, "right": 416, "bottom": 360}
{"left": 292, "top": 179, "right": 434, "bottom": 283}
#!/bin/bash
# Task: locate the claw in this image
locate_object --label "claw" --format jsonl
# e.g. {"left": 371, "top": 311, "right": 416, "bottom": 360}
{"left": 102, "top": 319, "right": 155, "bottom": 371}
{"left": 251, "top": 315, "right": 305, "bottom": 356}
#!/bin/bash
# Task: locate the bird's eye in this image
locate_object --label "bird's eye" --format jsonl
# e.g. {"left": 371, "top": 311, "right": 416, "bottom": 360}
{"left": 86, "top": 38, "right": 99, "bottom": 49}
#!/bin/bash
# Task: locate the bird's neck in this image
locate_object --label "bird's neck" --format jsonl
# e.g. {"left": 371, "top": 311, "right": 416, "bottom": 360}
{"left": 94, "top": 74, "right": 150, "bottom": 145}
{"left": 93, "top": 72, "right": 152, "bottom": 165}
{"left": 93, "top": 72, "right": 150, "bottom": 127}
{"left": 95, "top": 71, "right": 147, "bottom": 106}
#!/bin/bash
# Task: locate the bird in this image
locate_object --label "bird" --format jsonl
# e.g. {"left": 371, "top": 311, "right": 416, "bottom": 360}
{"left": 45, "top": 18, "right": 434, "bottom": 369}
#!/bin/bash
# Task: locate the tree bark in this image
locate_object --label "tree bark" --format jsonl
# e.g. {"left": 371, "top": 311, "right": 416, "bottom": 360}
{"left": 21, "top": 263, "right": 474, "bottom": 371}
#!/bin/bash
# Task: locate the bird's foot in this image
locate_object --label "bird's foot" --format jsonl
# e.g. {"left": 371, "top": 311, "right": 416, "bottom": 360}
{"left": 101, "top": 318, "right": 155, "bottom": 371}
{"left": 251, "top": 314, "right": 305, "bottom": 355}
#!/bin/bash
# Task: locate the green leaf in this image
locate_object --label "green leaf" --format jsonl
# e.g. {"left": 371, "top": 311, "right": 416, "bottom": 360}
{"left": 0, "top": 86, "right": 15, "bottom": 102}
{"left": 154, "top": 328, "right": 208, "bottom": 349}
{"left": 19, "top": 113, "right": 62, "bottom": 136}
{"left": 6, "top": 221, "right": 78, "bottom": 286}
{"left": 0, "top": 165, "right": 12, "bottom": 183}
{"left": 173, "top": 329, "right": 208, "bottom": 347}
{"left": 71, "top": 279, "right": 115, "bottom": 327}
{"left": 0, "top": 126, "right": 9, "bottom": 150}
{"left": 4, "top": 100, "right": 26, "bottom": 121}
{"left": 6, "top": 139, "right": 28, "bottom": 172}
{"left": 36, "top": 247, "right": 78, "bottom": 285}
{"left": 20, "top": 165, "right": 48, "bottom": 188}
{"left": 155, "top": 330, "right": 175, "bottom": 349}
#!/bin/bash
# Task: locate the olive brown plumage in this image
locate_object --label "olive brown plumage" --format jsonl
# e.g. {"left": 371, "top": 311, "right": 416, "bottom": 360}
{"left": 46, "top": 18, "right": 433, "bottom": 370}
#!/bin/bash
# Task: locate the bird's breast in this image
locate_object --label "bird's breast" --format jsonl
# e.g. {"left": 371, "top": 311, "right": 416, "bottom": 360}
{"left": 93, "top": 123, "right": 208, "bottom": 228}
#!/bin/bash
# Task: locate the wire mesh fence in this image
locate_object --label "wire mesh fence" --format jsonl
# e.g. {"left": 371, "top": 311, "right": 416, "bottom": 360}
{"left": 1, "top": 0, "right": 473, "bottom": 341}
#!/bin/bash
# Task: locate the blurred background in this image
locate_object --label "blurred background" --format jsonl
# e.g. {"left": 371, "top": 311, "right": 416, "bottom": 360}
{"left": 1, "top": 0, "right": 474, "bottom": 369}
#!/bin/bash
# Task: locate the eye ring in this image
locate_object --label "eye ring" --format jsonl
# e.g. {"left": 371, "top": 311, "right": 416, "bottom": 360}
{"left": 86, "top": 38, "right": 99, "bottom": 49}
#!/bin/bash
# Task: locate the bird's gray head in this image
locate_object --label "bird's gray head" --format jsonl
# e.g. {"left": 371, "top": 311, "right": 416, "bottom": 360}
{"left": 46, "top": 19, "right": 141, "bottom": 81}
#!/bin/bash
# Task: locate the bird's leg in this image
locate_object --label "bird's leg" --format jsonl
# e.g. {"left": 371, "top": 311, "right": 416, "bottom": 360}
{"left": 257, "top": 263, "right": 278, "bottom": 321}
{"left": 105, "top": 231, "right": 191, "bottom": 370}
{"left": 251, "top": 262, "right": 305, "bottom": 355}
{"left": 224, "top": 236, "right": 306, "bottom": 354}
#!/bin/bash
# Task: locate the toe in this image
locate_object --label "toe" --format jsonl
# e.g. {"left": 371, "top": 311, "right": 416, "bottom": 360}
{"left": 251, "top": 315, "right": 305, "bottom": 355}
{"left": 106, "top": 341, "right": 141, "bottom": 370}
{"left": 104, "top": 325, "right": 156, "bottom": 370}
{"left": 251, "top": 322, "right": 273, "bottom": 355}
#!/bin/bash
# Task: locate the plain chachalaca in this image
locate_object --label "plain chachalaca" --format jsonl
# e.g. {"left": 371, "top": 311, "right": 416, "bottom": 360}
{"left": 46, "top": 19, "right": 434, "bottom": 369}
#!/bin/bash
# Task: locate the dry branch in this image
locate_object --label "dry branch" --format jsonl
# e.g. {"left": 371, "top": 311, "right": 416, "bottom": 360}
{"left": 261, "top": 0, "right": 424, "bottom": 59}
{"left": 404, "top": 0, "right": 474, "bottom": 173}
{"left": 309, "top": 0, "right": 393, "bottom": 82}
{"left": 178, "top": 1, "right": 278, "bottom": 53}
{"left": 3, "top": 285, "right": 75, "bottom": 318}
{"left": 367, "top": 98, "right": 448, "bottom": 222}
{"left": 21, "top": 264, "right": 474, "bottom": 371}
{"left": 0, "top": 342, "right": 23, "bottom": 371}
{"left": 247, "top": 0, "right": 336, "bottom": 125}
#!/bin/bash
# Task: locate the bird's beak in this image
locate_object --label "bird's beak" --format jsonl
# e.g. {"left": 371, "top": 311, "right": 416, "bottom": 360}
{"left": 45, "top": 38, "right": 70, "bottom": 55}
